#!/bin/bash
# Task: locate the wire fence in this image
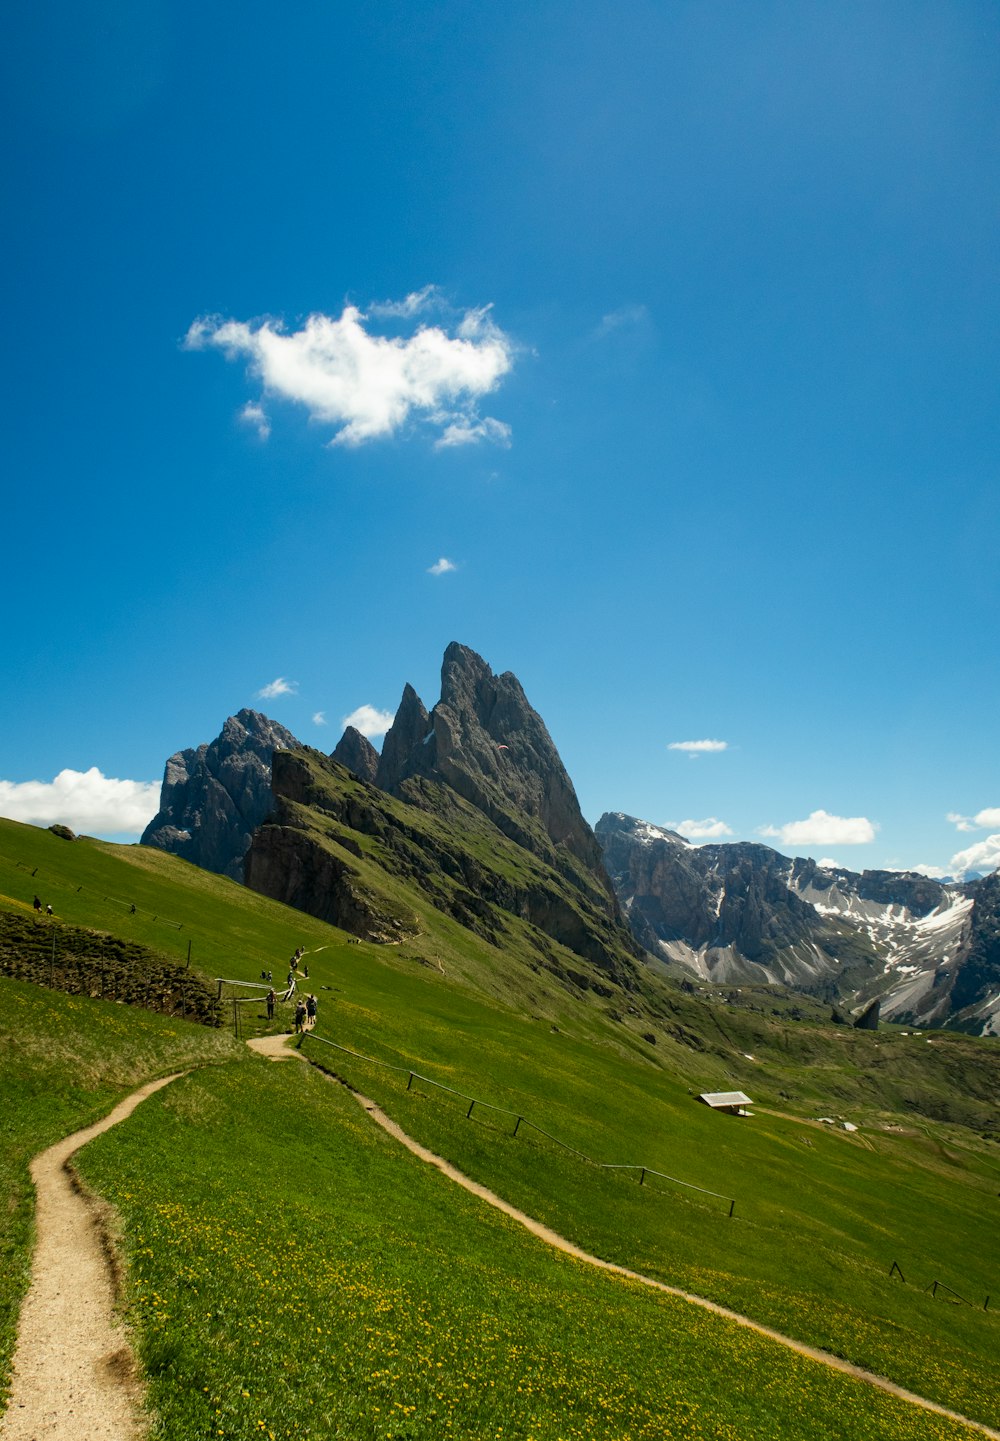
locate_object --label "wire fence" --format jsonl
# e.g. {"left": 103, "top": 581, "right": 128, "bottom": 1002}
{"left": 301, "top": 1031, "right": 738, "bottom": 1216}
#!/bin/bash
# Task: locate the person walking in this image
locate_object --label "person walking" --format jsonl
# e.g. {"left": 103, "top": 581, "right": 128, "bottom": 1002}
{"left": 33, "top": 895, "right": 42, "bottom": 913}
{"left": 266, "top": 988, "right": 276, "bottom": 1021}
{"left": 294, "top": 999, "right": 307, "bottom": 1034}
{"left": 306, "top": 993, "right": 317, "bottom": 1029}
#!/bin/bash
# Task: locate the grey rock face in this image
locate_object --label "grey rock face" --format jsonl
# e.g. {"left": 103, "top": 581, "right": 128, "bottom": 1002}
{"left": 141, "top": 709, "right": 300, "bottom": 881}
{"left": 377, "top": 642, "right": 612, "bottom": 895}
{"left": 596, "top": 811, "right": 1000, "bottom": 1034}
{"left": 331, "top": 725, "right": 380, "bottom": 783}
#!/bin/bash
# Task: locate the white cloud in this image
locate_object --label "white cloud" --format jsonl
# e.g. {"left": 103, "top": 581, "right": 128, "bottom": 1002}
{"left": 0, "top": 768, "right": 160, "bottom": 836}
{"left": 594, "top": 304, "right": 651, "bottom": 338}
{"left": 256, "top": 677, "right": 298, "bottom": 700}
{"left": 239, "top": 400, "right": 271, "bottom": 439}
{"left": 427, "top": 557, "right": 457, "bottom": 576}
{"left": 906, "top": 863, "right": 950, "bottom": 879}
{"left": 435, "top": 415, "right": 512, "bottom": 449}
{"left": 186, "top": 299, "right": 515, "bottom": 448}
{"left": 666, "top": 817, "right": 734, "bottom": 840}
{"left": 341, "top": 704, "right": 396, "bottom": 740}
{"left": 312, "top": 712, "right": 327, "bottom": 727}
{"left": 759, "top": 810, "right": 877, "bottom": 848}
{"left": 948, "top": 806, "right": 1000, "bottom": 832}
{"left": 667, "top": 739, "right": 728, "bottom": 758}
{"left": 817, "top": 858, "right": 842, "bottom": 870}
{"left": 368, "top": 285, "right": 442, "bottom": 319}
{"left": 949, "top": 834, "right": 1000, "bottom": 879}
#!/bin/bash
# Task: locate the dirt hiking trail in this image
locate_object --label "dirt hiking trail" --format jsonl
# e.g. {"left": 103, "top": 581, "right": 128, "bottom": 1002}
{"left": 4, "top": 1036, "right": 996, "bottom": 1441}
{"left": 255, "top": 1032, "right": 1000, "bottom": 1440}
{"left": 0, "top": 1074, "right": 182, "bottom": 1441}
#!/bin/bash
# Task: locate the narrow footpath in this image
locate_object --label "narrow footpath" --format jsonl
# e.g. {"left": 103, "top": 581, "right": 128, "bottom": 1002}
{"left": 4, "top": 1038, "right": 997, "bottom": 1441}
{"left": 253, "top": 1033, "right": 1000, "bottom": 1441}
{"left": 0, "top": 1075, "right": 183, "bottom": 1441}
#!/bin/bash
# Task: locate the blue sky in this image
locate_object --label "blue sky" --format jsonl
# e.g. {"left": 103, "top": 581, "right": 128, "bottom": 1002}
{"left": 2, "top": 0, "right": 998, "bottom": 878}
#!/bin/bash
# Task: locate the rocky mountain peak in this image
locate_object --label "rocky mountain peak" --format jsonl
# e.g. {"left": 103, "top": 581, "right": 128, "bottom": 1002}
{"left": 374, "top": 683, "right": 430, "bottom": 790}
{"left": 141, "top": 709, "right": 300, "bottom": 880}
{"left": 376, "top": 643, "right": 610, "bottom": 891}
{"left": 331, "top": 725, "right": 380, "bottom": 783}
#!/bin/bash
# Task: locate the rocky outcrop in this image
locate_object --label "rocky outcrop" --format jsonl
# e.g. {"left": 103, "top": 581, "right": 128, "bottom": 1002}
{"left": 141, "top": 709, "right": 299, "bottom": 881}
{"left": 246, "top": 748, "right": 643, "bottom": 986}
{"left": 331, "top": 725, "right": 380, "bottom": 783}
{"left": 376, "top": 643, "right": 614, "bottom": 898}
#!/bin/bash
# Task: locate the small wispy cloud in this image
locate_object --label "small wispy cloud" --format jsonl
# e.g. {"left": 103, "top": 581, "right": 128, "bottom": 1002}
{"left": 342, "top": 704, "right": 396, "bottom": 740}
{"left": 948, "top": 807, "right": 1000, "bottom": 832}
{"left": 186, "top": 297, "right": 515, "bottom": 449}
{"left": 312, "top": 712, "right": 327, "bottom": 727}
{"left": 759, "top": 810, "right": 877, "bottom": 848}
{"left": 256, "top": 677, "right": 298, "bottom": 700}
{"left": 665, "top": 817, "right": 734, "bottom": 840}
{"left": 427, "top": 557, "right": 457, "bottom": 576}
{"left": 368, "top": 285, "right": 442, "bottom": 319}
{"left": 240, "top": 400, "right": 271, "bottom": 440}
{"left": 0, "top": 768, "right": 160, "bottom": 836}
{"left": 593, "top": 303, "right": 651, "bottom": 339}
{"left": 435, "top": 416, "right": 512, "bottom": 449}
{"left": 668, "top": 739, "right": 728, "bottom": 759}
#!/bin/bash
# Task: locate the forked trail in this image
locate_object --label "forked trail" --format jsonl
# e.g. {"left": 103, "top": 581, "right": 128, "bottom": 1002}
{"left": 253, "top": 1032, "right": 1000, "bottom": 1440}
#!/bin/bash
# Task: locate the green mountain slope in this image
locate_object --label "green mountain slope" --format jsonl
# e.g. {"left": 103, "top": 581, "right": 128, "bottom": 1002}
{"left": 1, "top": 815, "right": 999, "bottom": 1436}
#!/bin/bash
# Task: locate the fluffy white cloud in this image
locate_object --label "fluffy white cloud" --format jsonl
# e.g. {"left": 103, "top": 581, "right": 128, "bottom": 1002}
{"left": 906, "top": 863, "right": 950, "bottom": 879}
{"left": 187, "top": 299, "right": 514, "bottom": 448}
{"left": 427, "top": 557, "right": 457, "bottom": 576}
{"left": 666, "top": 817, "right": 734, "bottom": 840}
{"left": 759, "top": 810, "right": 877, "bottom": 848}
{"left": 949, "top": 834, "right": 1000, "bottom": 878}
{"left": 0, "top": 768, "right": 160, "bottom": 836}
{"left": 240, "top": 400, "right": 271, "bottom": 439}
{"left": 341, "top": 704, "right": 395, "bottom": 740}
{"left": 256, "top": 677, "right": 298, "bottom": 700}
{"left": 948, "top": 807, "right": 1000, "bottom": 832}
{"left": 667, "top": 739, "right": 728, "bottom": 757}
{"left": 312, "top": 712, "right": 327, "bottom": 726}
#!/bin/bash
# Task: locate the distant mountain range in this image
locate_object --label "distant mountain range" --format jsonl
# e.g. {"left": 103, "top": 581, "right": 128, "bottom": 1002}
{"left": 596, "top": 813, "right": 1000, "bottom": 1036}
{"left": 140, "top": 645, "right": 1000, "bottom": 1036}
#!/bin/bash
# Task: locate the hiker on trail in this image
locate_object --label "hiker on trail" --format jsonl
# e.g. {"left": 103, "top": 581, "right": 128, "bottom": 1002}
{"left": 287, "top": 968, "right": 296, "bottom": 988}
{"left": 45, "top": 904, "right": 53, "bottom": 916}
{"left": 303, "top": 964, "right": 309, "bottom": 979}
{"left": 267, "top": 969, "right": 272, "bottom": 982}
{"left": 266, "top": 989, "right": 276, "bottom": 1020}
{"left": 306, "top": 994, "right": 317, "bottom": 1028}
{"left": 294, "top": 999, "right": 307, "bottom": 1034}
{"left": 33, "top": 895, "right": 42, "bottom": 913}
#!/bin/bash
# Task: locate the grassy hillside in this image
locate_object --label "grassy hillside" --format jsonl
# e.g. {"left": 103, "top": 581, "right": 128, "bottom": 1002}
{"left": 0, "top": 816, "right": 998, "bottom": 1436}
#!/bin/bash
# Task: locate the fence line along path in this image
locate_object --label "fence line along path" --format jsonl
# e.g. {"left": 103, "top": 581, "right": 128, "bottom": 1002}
{"left": 253, "top": 1033, "right": 1000, "bottom": 1441}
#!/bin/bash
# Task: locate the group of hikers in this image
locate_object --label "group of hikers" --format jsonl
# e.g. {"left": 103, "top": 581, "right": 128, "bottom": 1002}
{"left": 263, "top": 946, "right": 319, "bottom": 1034}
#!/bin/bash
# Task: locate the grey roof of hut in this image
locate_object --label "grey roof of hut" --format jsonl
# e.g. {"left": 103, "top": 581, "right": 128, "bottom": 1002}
{"left": 698, "top": 1091, "right": 754, "bottom": 1110}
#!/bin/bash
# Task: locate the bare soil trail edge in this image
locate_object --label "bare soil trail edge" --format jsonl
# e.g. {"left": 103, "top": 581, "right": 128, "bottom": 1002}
{"left": 253, "top": 1032, "right": 1000, "bottom": 1440}
{"left": 0, "top": 1073, "right": 184, "bottom": 1441}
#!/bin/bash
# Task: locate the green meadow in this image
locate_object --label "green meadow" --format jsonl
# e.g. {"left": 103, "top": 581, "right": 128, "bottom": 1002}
{"left": 1, "top": 817, "right": 998, "bottom": 1437}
